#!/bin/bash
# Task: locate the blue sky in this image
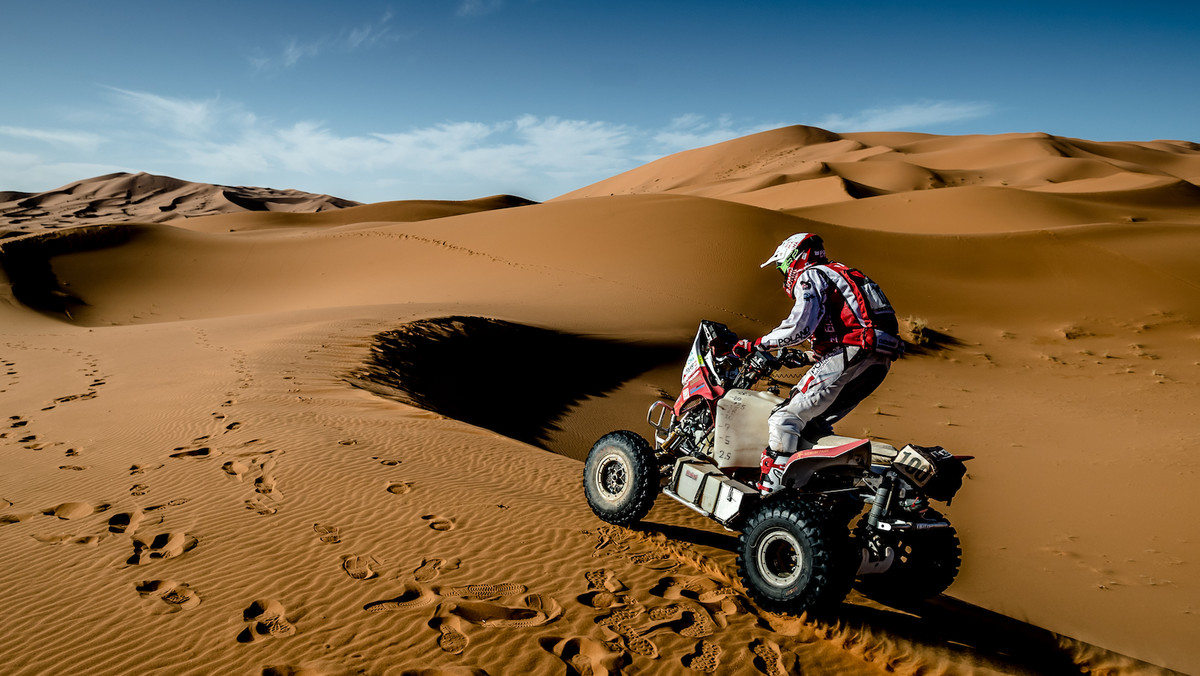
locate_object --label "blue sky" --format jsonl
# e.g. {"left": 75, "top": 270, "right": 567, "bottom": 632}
{"left": 2, "top": 1, "right": 1197, "bottom": 203}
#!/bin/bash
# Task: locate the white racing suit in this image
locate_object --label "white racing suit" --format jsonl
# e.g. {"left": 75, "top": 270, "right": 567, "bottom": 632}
{"left": 755, "top": 262, "right": 902, "bottom": 492}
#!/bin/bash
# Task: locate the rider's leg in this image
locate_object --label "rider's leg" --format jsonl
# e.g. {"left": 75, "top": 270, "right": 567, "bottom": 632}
{"left": 812, "top": 354, "right": 892, "bottom": 430}
{"left": 759, "top": 348, "right": 893, "bottom": 493}
{"left": 760, "top": 347, "right": 855, "bottom": 492}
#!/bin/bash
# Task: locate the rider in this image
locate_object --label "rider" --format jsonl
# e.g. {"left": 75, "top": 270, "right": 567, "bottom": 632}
{"left": 731, "top": 233, "right": 904, "bottom": 494}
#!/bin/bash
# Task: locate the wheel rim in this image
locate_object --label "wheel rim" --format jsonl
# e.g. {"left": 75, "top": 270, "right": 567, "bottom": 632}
{"left": 594, "top": 449, "right": 631, "bottom": 503}
{"left": 757, "top": 529, "right": 805, "bottom": 588}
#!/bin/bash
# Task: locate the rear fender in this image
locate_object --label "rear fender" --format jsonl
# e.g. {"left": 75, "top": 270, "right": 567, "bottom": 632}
{"left": 780, "top": 438, "right": 871, "bottom": 490}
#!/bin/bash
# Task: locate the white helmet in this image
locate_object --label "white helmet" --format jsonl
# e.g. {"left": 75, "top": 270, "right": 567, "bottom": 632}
{"left": 761, "top": 233, "right": 826, "bottom": 297}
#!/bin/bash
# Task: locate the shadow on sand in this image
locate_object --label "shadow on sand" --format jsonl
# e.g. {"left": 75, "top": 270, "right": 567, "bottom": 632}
{"left": 634, "top": 519, "right": 1177, "bottom": 675}
{"left": 347, "top": 316, "right": 675, "bottom": 450}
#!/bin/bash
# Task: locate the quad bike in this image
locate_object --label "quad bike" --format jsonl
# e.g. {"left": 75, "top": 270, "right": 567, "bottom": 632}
{"left": 583, "top": 320, "right": 971, "bottom": 615}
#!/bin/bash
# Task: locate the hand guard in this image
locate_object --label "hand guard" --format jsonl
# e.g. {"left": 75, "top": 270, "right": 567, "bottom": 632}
{"left": 731, "top": 338, "right": 758, "bottom": 358}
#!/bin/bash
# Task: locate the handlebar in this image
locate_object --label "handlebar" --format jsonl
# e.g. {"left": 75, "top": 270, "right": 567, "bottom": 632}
{"left": 722, "top": 346, "right": 812, "bottom": 390}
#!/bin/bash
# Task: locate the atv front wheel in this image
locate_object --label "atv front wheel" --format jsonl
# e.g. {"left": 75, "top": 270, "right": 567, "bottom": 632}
{"left": 854, "top": 508, "right": 962, "bottom": 607}
{"left": 583, "top": 430, "right": 659, "bottom": 526}
{"left": 737, "top": 499, "right": 855, "bottom": 615}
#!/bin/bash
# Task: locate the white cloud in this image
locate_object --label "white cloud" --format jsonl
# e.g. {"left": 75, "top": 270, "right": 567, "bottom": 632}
{"left": 348, "top": 9, "right": 397, "bottom": 48}
{"left": 816, "top": 101, "right": 993, "bottom": 132}
{"left": 0, "top": 126, "right": 105, "bottom": 152}
{"left": 0, "top": 151, "right": 126, "bottom": 195}
{"left": 171, "top": 115, "right": 636, "bottom": 200}
{"left": 106, "top": 87, "right": 221, "bottom": 137}
{"left": 457, "top": 0, "right": 504, "bottom": 18}
{"left": 252, "top": 11, "right": 401, "bottom": 71}
{"left": 13, "top": 86, "right": 996, "bottom": 202}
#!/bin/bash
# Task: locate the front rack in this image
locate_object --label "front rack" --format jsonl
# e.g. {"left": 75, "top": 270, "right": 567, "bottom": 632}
{"left": 646, "top": 400, "right": 674, "bottom": 448}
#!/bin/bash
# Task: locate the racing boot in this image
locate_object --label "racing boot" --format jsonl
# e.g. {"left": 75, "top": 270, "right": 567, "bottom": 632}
{"left": 757, "top": 448, "right": 792, "bottom": 495}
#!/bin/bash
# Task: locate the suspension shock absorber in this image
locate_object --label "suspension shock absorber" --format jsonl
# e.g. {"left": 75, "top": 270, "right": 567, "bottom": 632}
{"left": 866, "top": 471, "right": 895, "bottom": 528}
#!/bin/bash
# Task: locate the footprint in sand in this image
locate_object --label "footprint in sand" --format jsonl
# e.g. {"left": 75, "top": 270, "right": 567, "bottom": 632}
{"left": 108, "top": 510, "right": 147, "bottom": 535}
{"left": 222, "top": 460, "right": 248, "bottom": 480}
{"left": 545, "top": 636, "right": 628, "bottom": 676}
{"left": 386, "top": 481, "right": 413, "bottom": 495}
{"left": 127, "top": 532, "right": 198, "bottom": 565}
{"left": 33, "top": 532, "right": 104, "bottom": 546}
{"left": 313, "top": 523, "right": 341, "bottom": 544}
{"left": 44, "top": 501, "right": 110, "bottom": 520}
{"left": 421, "top": 515, "right": 456, "bottom": 531}
{"left": 58, "top": 465, "right": 87, "bottom": 471}
{"left": 595, "top": 601, "right": 658, "bottom": 659}
{"left": 588, "top": 525, "right": 681, "bottom": 571}
{"left": 685, "top": 640, "right": 723, "bottom": 674}
{"left": 254, "top": 474, "right": 277, "bottom": 496}
{"left": 446, "top": 593, "right": 563, "bottom": 629}
{"left": 130, "top": 484, "right": 148, "bottom": 497}
{"left": 169, "top": 447, "right": 216, "bottom": 459}
{"left": 413, "top": 557, "right": 460, "bottom": 583}
{"left": 136, "top": 579, "right": 201, "bottom": 613}
{"left": 654, "top": 574, "right": 741, "bottom": 606}
{"left": 341, "top": 554, "right": 380, "bottom": 580}
{"left": 580, "top": 569, "right": 629, "bottom": 609}
{"left": 439, "top": 582, "right": 527, "bottom": 602}
{"left": 372, "top": 456, "right": 401, "bottom": 466}
{"left": 429, "top": 608, "right": 469, "bottom": 654}
{"left": 652, "top": 576, "right": 742, "bottom": 632}
{"left": 364, "top": 582, "right": 438, "bottom": 612}
{"left": 643, "top": 602, "right": 718, "bottom": 639}
{"left": 237, "top": 599, "right": 296, "bottom": 643}
{"left": 245, "top": 496, "right": 278, "bottom": 515}
{"left": 751, "top": 639, "right": 789, "bottom": 676}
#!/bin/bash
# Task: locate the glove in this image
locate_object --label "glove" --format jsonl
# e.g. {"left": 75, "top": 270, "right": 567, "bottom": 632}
{"left": 731, "top": 338, "right": 759, "bottom": 358}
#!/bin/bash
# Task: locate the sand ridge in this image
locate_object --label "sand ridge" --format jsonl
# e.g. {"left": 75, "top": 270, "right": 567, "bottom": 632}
{"left": 2, "top": 126, "right": 1198, "bottom": 674}
{"left": 0, "top": 171, "right": 360, "bottom": 234}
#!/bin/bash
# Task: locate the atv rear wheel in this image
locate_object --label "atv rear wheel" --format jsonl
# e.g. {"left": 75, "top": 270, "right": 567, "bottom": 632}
{"left": 737, "top": 499, "right": 855, "bottom": 615}
{"left": 583, "top": 430, "right": 658, "bottom": 526}
{"left": 854, "top": 508, "right": 962, "bottom": 607}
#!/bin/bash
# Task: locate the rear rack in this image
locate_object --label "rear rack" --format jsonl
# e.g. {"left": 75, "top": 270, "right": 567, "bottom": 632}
{"left": 646, "top": 400, "right": 674, "bottom": 447}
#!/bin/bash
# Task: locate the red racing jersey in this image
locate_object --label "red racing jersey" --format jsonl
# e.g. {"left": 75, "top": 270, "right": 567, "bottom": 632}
{"left": 759, "top": 262, "right": 901, "bottom": 357}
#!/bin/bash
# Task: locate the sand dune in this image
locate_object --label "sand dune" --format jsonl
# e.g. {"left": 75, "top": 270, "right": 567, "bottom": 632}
{"left": 557, "top": 126, "right": 1200, "bottom": 221}
{"left": 1, "top": 126, "right": 1198, "bottom": 675}
{"left": 0, "top": 172, "right": 360, "bottom": 234}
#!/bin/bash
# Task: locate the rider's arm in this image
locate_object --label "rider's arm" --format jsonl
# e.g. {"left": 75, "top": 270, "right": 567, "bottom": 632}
{"left": 758, "top": 268, "right": 827, "bottom": 350}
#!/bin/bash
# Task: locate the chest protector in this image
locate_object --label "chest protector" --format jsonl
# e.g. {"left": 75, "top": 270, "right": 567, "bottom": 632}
{"left": 810, "top": 263, "right": 902, "bottom": 357}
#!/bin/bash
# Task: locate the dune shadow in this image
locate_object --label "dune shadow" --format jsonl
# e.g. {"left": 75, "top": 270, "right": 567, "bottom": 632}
{"left": 0, "top": 224, "right": 135, "bottom": 317}
{"left": 347, "top": 316, "right": 675, "bottom": 451}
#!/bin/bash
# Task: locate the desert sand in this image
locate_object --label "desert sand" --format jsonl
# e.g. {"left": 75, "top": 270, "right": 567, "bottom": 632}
{"left": 1, "top": 126, "right": 1198, "bottom": 675}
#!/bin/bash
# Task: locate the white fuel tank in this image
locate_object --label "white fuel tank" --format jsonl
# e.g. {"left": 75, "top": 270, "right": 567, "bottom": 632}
{"left": 712, "top": 389, "right": 784, "bottom": 468}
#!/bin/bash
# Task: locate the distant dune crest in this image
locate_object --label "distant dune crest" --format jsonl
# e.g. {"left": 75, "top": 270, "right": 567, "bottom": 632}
{"left": 553, "top": 125, "right": 1200, "bottom": 233}
{"left": 0, "top": 171, "right": 360, "bottom": 233}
